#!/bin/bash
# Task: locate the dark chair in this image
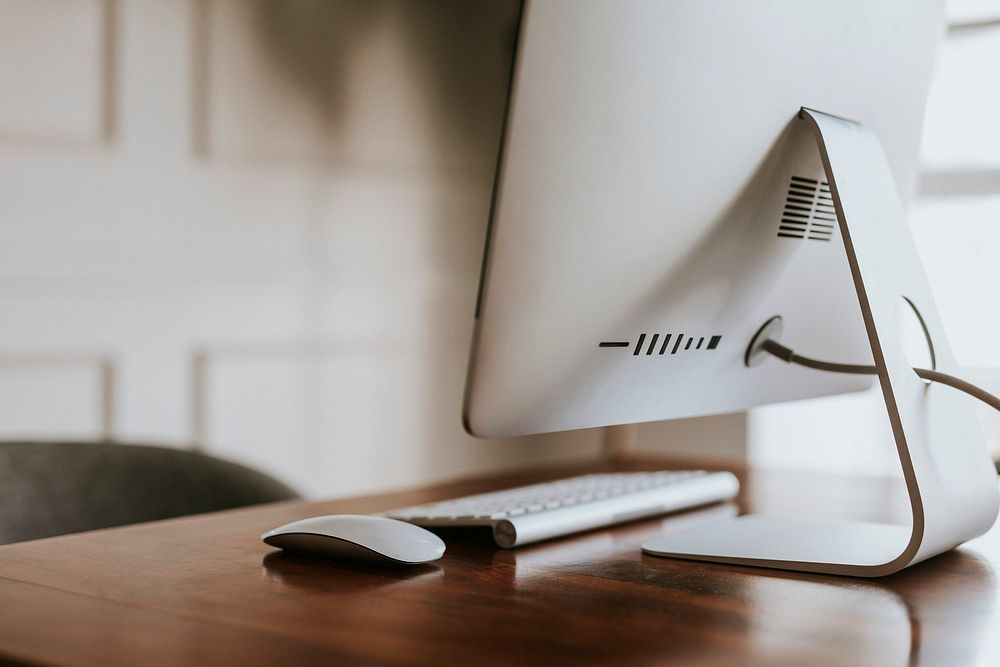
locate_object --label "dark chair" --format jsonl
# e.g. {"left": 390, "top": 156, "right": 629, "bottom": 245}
{"left": 0, "top": 441, "right": 299, "bottom": 545}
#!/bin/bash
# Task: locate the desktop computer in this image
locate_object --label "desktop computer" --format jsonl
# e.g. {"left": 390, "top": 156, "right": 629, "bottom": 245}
{"left": 394, "top": 0, "right": 1000, "bottom": 576}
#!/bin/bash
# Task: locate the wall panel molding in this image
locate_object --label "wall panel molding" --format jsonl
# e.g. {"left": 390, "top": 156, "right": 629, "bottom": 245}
{"left": 0, "top": 0, "right": 116, "bottom": 146}
{"left": 0, "top": 352, "right": 116, "bottom": 440}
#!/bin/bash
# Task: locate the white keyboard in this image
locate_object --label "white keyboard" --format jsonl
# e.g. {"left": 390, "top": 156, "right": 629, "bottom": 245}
{"left": 385, "top": 470, "right": 740, "bottom": 547}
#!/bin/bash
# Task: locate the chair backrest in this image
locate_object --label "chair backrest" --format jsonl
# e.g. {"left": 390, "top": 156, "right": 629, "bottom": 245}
{"left": 0, "top": 441, "right": 299, "bottom": 545}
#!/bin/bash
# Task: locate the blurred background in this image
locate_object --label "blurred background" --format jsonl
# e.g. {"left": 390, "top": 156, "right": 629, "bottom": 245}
{"left": 0, "top": 0, "right": 997, "bottom": 499}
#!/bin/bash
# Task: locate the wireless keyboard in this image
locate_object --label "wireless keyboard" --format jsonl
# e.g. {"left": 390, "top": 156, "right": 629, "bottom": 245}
{"left": 385, "top": 470, "right": 740, "bottom": 547}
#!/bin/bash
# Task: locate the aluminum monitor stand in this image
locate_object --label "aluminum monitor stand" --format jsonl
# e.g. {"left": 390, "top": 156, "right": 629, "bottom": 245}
{"left": 643, "top": 108, "right": 1000, "bottom": 577}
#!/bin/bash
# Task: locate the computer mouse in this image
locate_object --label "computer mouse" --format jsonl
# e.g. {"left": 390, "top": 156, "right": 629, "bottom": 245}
{"left": 261, "top": 514, "right": 445, "bottom": 565}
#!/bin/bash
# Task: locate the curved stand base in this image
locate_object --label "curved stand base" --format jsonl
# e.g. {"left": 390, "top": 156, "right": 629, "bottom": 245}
{"left": 642, "top": 515, "right": 913, "bottom": 578}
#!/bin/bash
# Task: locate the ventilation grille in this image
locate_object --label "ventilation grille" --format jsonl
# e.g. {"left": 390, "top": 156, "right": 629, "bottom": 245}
{"left": 777, "top": 176, "right": 836, "bottom": 242}
{"left": 599, "top": 334, "right": 721, "bottom": 356}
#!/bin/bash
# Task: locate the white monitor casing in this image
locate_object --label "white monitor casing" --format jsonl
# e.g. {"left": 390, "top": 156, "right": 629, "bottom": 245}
{"left": 465, "top": 0, "right": 943, "bottom": 438}
{"left": 464, "top": 0, "right": 1000, "bottom": 577}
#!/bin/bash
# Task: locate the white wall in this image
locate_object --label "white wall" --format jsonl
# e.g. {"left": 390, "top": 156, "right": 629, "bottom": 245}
{"left": 748, "top": 0, "right": 1000, "bottom": 475}
{"left": 0, "top": 0, "right": 743, "bottom": 498}
{"left": 13, "top": 1, "right": 984, "bottom": 494}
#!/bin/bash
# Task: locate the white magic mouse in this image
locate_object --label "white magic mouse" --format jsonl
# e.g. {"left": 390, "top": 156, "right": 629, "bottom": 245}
{"left": 262, "top": 514, "right": 445, "bottom": 565}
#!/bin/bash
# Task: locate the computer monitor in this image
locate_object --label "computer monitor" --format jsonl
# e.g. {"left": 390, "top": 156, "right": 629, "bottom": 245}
{"left": 464, "top": 0, "right": 942, "bottom": 438}
{"left": 463, "top": 1, "right": 1000, "bottom": 576}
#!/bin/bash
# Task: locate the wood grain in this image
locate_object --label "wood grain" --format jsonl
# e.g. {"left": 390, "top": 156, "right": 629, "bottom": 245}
{"left": 0, "top": 457, "right": 997, "bottom": 666}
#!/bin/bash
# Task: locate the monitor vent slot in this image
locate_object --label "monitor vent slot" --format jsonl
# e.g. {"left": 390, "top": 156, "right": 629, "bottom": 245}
{"left": 778, "top": 176, "right": 835, "bottom": 242}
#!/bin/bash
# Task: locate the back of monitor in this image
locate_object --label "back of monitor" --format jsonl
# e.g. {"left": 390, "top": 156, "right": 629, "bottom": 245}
{"left": 464, "top": 0, "right": 944, "bottom": 438}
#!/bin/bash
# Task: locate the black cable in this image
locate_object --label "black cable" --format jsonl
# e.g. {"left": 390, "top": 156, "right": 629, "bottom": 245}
{"left": 761, "top": 339, "right": 1000, "bottom": 413}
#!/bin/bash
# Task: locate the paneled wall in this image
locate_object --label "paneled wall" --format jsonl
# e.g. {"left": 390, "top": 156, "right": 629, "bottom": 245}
{"left": 0, "top": 0, "right": 743, "bottom": 498}
{"left": 12, "top": 1, "right": 987, "bottom": 490}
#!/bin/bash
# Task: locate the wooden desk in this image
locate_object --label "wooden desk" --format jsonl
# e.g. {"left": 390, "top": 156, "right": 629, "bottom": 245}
{"left": 0, "top": 458, "right": 998, "bottom": 666}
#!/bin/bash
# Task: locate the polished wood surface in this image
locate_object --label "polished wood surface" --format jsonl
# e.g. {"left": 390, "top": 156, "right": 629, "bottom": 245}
{"left": 0, "top": 457, "right": 998, "bottom": 666}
